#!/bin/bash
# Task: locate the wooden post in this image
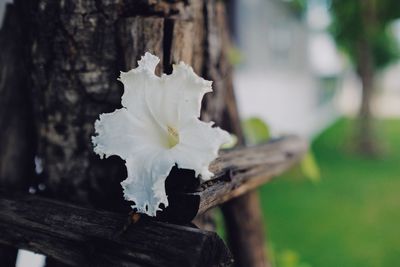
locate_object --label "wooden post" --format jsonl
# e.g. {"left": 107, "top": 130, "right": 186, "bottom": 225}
{"left": 0, "top": 3, "right": 36, "bottom": 266}
{"left": 205, "top": 3, "right": 271, "bottom": 266}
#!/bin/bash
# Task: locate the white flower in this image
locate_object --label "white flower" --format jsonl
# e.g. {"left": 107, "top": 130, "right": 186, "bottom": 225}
{"left": 92, "top": 52, "right": 231, "bottom": 216}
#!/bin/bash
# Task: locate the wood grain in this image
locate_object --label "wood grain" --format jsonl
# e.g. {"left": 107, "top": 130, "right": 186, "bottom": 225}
{"left": 0, "top": 192, "right": 233, "bottom": 267}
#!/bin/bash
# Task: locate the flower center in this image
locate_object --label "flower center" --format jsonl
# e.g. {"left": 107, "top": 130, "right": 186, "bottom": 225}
{"left": 167, "top": 125, "right": 179, "bottom": 148}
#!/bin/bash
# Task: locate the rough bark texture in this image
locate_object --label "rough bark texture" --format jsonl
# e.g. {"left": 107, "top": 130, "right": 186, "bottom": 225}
{"left": 28, "top": 0, "right": 226, "bottom": 212}
{"left": 31, "top": 0, "right": 133, "bottom": 211}
{"left": 0, "top": 191, "right": 233, "bottom": 267}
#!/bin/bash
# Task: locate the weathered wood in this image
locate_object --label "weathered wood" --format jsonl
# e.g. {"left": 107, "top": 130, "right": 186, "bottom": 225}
{"left": 0, "top": 2, "right": 35, "bottom": 193}
{"left": 0, "top": 243, "right": 18, "bottom": 267}
{"left": 0, "top": 192, "right": 233, "bottom": 267}
{"left": 0, "top": 3, "right": 36, "bottom": 266}
{"left": 118, "top": 16, "right": 165, "bottom": 75}
{"left": 203, "top": 136, "right": 307, "bottom": 213}
{"left": 160, "top": 136, "right": 308, "bottom": 222}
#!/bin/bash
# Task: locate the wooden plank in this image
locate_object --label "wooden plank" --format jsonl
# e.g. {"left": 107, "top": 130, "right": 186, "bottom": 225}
{"left": 0, "top": 192, "right": 233, "bottom": 267}
{"left": 160, "top": 135, "right": 308, "bottom": 223}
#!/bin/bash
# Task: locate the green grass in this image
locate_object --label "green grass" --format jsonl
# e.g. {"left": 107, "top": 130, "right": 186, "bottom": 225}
{"left": 260, "top": 118, "right": 400, "bottom": 267}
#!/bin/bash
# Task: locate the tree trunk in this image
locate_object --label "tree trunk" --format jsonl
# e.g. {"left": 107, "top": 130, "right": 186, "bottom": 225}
{"left": 0, "top": 0, "right": 267, "bottom": 266}
{"left": 356, "top": 40, "right": 376, "bottom": 155}
{"left": 27, "top": 0, "right": 211, "bottom": 212}
{"left": 356, "top": 0, "right": 378, "bottom": 156}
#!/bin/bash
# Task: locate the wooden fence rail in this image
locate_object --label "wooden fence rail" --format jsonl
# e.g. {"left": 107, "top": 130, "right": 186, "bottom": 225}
{"left": 160, "top": 136, "right": 308, "bottom": 222}
{"left": 0, "top": 192, "right": 232, "bottom": 267}
{"left": 0, "top": 136, "right": 307, "bottom": 266}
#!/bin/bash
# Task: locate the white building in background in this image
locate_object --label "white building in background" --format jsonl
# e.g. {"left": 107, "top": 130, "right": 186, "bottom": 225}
{"left": 233, "top": 0, "right": 343, "bottom": 139}
{"left": 334, "top": 20, "right": 400, "bottom": 119}
{"left": 373, "top": 20, "right": 400, "bottom": 118}
{"left": 368, "top": 63, "right": 400, "bottom": 118}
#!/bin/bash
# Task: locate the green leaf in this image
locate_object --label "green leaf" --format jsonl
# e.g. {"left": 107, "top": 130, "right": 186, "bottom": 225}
{"left": 227, "top": 46, "right": 243, "bottom": 66}
{"left": 220, "top": 134, "right": 238, "bottom": 149}
{"left": 300, "top": 151, "right": 321, "bottom": 182}
{"left": 214, "top": 208, "right": 226, "bottom": 241}
{"left": 278, "top": 249, "right": 300, "bottom": 267}
{"left": 242, "top": 117, "right": 271, "bottom": 145}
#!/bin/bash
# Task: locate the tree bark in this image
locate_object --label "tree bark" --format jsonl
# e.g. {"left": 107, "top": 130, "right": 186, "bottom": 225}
{"left": 356, "top": 39, "right": 376, "bottom": 155}
{"left": 27, "top": 0, "right": 227, "bottom": 210}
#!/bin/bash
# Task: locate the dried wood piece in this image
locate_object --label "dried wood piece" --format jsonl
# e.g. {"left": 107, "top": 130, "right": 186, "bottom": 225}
{"left": 0, "top": 192, "right": 233, "bottom": 267}
{"left": 160, "top": 136, "right": 308, "bottom": 222}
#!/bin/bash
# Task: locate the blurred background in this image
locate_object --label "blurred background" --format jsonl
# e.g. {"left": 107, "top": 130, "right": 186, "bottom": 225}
{"left": 1, "top": 0, "right": 400, "bottom": 266}
{"left": 227, "top": 0, "right": 400, "bottom": 266}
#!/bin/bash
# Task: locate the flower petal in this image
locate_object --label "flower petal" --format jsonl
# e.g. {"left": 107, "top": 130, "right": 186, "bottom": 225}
{"left": 138, "top": 52, "right": 159, "bottom": 73}
{"left": 119, "top": 54, "right": 212, "bottom": 134}
{"left": 93, "top": 52, "right": 232, "bottom": 217}
{"left": 119, "top": 54, "right": 174, "bottom": 145}
{"left": 122, "top": 148, "right": 174, "bottom": 216}
{"left": 92, "top": 108, "right": 166, "bottom": 159}
{"left": 154, "top": 63, "right": 212, "bottom": 128}
{"left": 171, "top": 119, "right": 232, "bottom": 180}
